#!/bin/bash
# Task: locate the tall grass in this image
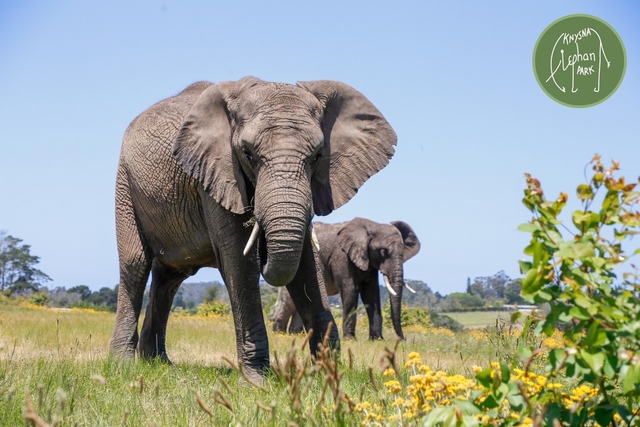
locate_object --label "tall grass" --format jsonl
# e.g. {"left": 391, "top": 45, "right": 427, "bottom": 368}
{"left": 1, "top": 302, "right": 503, "bottom": 426}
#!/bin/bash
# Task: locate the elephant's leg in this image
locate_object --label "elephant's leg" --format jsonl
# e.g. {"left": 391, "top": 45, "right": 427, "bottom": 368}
{"left": 110, "top": 172, "right": 152, "bottom": 360}
{"left": 138, "top": 260, "right": 187, "bottom": 361}
{"left": 361, "top": 270, "right": 383, "bottom": 340}
{"left": 286, "top": 232, "right": 339, "bottom": 354}
{"left": 222, "top": 263, "right": 268, "bottom": 380}
{"left": 204, "top": 202, "right": 270, "bottom": 381}
{"left": 289, "top": 311, "right": 304, "bottom": 334}
{"left": 272, "top": 287, "right": 294, "bottom": 333}
{"left": 340, "top": 286, "right": 359, "bottom": 340}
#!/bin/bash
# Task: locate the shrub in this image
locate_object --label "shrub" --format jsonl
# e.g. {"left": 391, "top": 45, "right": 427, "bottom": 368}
{"left": 30, "top": 291, "right": 49, "bottom": 306}
{"left": 196, "top": 300, "right": 231, "bottom": 317}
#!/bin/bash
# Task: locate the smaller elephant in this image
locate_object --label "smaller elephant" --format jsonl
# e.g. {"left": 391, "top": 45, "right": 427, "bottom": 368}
{"left": 272, "top": 218, "right": 420, "bottom": 340}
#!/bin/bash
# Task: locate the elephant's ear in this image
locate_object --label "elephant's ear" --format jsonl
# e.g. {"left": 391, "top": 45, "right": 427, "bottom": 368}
{"left": 337, "top": 220, "right": 370, "bottom": 271}
{"left": 173, "top": 78, "right": 260, "bottom": 214}
{"left": 391, "top": 221, "right": 420, "bottom": 262}
{"left": 297, "top": 80, "right": 397, "bottom": 216}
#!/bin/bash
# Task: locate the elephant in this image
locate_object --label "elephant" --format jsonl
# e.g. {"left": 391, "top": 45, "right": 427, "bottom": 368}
{"left": 109, "top": 77, "right": 397, "bottom": 380}
{"left": 272, "top": 218, "right": 420, "bottom": 340}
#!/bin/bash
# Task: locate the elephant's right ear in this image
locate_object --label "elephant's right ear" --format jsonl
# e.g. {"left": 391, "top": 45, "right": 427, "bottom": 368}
{"left": 337, "top": 221, "right": 370, "bottom": 271}
{"left": 391, "top": 221, "right": 420, "bottom": 262}
{"left": 173, "top": 79, "right": 259, "bottom": 214}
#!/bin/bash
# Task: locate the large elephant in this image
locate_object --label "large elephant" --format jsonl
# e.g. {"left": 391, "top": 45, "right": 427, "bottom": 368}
{"left": 109, "top": 78, "right": 397, "bottom": 380}
{"left": 272, "top": 218, "right": 420, "bottom": 340}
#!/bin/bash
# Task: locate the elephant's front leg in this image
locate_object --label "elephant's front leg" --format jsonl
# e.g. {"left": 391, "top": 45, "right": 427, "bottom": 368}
{"left": 207, "top": 207, "right": 269, "bottom": 381}
{"left": 360, "top": 270, "right": 383, "bottom": 340}
{"left": 286, "top": 232, "right": 340, "bottom": 354}
{"left": 222, "top": 260, "right": 267, "bottom": 381}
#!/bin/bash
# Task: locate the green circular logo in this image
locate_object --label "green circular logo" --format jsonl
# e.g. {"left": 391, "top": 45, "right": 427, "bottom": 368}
{"left": 533, "top": 14, "right": 626, "bottom": 108}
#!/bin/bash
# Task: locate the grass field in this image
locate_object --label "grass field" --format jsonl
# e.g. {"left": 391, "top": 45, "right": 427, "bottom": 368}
{"left": 0, "top": 302, "right": 524, "bottom": 426}
{"left": 440, "top": 311, "right": 515, "bottom": 329}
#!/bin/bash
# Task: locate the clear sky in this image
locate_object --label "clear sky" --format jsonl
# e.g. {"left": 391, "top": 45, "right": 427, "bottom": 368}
{"left": 1, "top": 1, "right": 638, "bottom": 294}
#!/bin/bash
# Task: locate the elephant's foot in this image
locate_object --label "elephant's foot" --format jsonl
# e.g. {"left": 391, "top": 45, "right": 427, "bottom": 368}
{"left": 239, "top": 362, "right": 270, "bottom": 387}
{"left": 109, "top": 337, "right": 138, "bottom": 362}
{"left": 137, "top": 342, "right": 172, "bottom": 364}
{"left": 138, "top": 352, "right": 173, "bottom": 365}
{"left": 109, "top": 345, "right": 136, "bottom": 362}
{"left": 368, "top": 335, "right": 384, "bottom": 341}
{"left": 342, "top": 334, "right": 357, "bottom": 341}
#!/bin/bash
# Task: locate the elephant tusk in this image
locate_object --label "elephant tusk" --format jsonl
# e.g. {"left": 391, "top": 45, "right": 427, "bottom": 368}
{"left": 383, "top": 275, "right": 397, "bottom": 296}
{"left": 243, "top": 222, "right": 261, "bottom": 256}
{"left": 310, "top": 224, "right": 320, "bottom": 253}
{"left": 404, "top": 282, "right": 417, "bottom": 294}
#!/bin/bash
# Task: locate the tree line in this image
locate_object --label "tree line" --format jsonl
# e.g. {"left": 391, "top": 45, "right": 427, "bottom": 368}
{"left": 1, "top": 231, "right": 525, "bottom": 313}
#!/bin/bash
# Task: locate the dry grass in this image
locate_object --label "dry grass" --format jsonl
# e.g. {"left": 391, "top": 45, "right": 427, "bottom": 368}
{"left": 0, "top": 301, "right": 508, "bottom": 426}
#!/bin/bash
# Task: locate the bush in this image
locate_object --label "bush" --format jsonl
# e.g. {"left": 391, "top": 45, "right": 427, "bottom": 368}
{"left": 383, "top": 303, "right": 431, "bottom": 330}
{"left": 30, "top": 292, "right": 49, "bottom": 306}
{"left": 196, "top": 300, "right": 231, "bottom": 317}
{"left": 429, "top": 311, "right": 464, "bottom": 332}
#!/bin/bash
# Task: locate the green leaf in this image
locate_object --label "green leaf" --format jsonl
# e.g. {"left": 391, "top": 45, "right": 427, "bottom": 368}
{"left": 475, "top": 368, "right": 493, "bottom": 388}
{"left": 518, "top": 260, "right": 532, "bottom": 274}
{"left": 622, "top": 363, "right": 640, "bottom": 395}
{"left": 573, "top": 241, "right": 595, "bottom": 258}
{"left": 593, "top": 406, "right": 616, "bottom": 427}
{"left": 450, "top": 399, "right": 482, "bottom": 415}
{"left": 521, "top": 267, "right": 543, "bottom": 295}
{"left": 518, "top": 223, "right": 540, "bottom": 233}
{"left": 583, "top": 320, "right": 606, "bottom": 348}
{"left": 499, "top": 362, "right": 510, "bottom": 383}
{"left": 543, "top": 228, "right": 564, "bottom": 247}
{"left": 571, "top": 211, "right": 600, "bottom": 230}
{"left": 577, "top": 183, "right": 594, "bottom": 200}
{"left": 580, "top": 349, "right": 604, "bottom": 374}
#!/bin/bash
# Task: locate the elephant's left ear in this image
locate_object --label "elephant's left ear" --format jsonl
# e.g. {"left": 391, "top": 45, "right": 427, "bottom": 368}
{"left": 391, "top": 221, "right": 420, "bottom": 262}
{"left": 297, "top": 80, "right": 397, "bottom": 216}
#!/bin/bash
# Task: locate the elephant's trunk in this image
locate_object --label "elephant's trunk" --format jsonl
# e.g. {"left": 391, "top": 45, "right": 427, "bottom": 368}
{"left": 255, "top": 178, "right": 311, "bottom": 287}
{"left": 386, "top": 262, "right": 405, "bottom": 340}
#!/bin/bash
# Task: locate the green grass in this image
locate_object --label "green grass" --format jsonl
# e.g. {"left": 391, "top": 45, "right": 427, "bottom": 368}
{"left": 1, "top": 302, "right": 514, "bottom": 426}
{"left": 440, "top": 310, "right": 513, "bottom": 329}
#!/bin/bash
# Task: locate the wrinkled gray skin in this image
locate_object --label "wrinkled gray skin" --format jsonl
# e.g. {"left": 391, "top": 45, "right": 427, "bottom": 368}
{"left": 110, "top": 78, "right": 397, "bottom": 380}
{"left": 272, "top": 218, "right": 420, "bottom": 340}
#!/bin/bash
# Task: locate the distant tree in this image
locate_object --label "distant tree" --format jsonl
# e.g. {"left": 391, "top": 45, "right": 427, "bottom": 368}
{"left": 85, "top": 286, "right": 118, "bottom": 311}
{"left": 467, "top": 271, "right": 511, "bottom": 301}
{"left": 504, "top": 279, "right": 526, "bottom": 305}
{"left": 68, "top": 285, "right": 92, "bottom": 301}
{"left": 448, "top": 292, "right": 484, "bottom": 308}
{"left": 0, "top": 231, "right": 51, "bottom": 295}
{"left": 49, "top": 286, "right": 82, "bottom": 307}
{"left": 203, "top": 285, "right": 220, "bottom": 303}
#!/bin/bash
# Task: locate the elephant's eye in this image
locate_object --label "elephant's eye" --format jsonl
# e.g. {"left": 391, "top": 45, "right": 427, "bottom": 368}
{"left": 242, "top": 147, "right": 255, "bottom": 165}
{"left": 379, "top": 248, "right": 387, "bottom": 258}
{"left": 311, "top": 152, "right": 322, "bottom": 165}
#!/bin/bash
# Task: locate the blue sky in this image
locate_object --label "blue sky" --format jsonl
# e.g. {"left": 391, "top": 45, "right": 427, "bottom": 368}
{"left": 1, "top": 1, "right": 638, "bottom": 294}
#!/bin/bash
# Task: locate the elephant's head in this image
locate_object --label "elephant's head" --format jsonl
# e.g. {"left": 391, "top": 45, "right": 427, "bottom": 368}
{"left": 337, "top": 218, "right": 420, "bottom": 339}
{"left": 173, "top": 78, "right": 397, "bottom": 286}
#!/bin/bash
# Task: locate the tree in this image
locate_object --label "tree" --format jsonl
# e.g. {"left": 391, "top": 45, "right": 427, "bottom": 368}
{"left": 448, "top": 292, "right": 484, "bottom": 308}
{"left": 503, "top": 279, "right": 526, "bottom": 305}
{"left": 68, "top": 285, "right": 92, "bottom": 301}
{"left": 0, "top": 231, "right": 51, "bottom": 295}
{"left": 203, "top": 285, "right": 220, "bottom": 303}
{"left": 86, "top": 286, "right": 118, "bottom": 311}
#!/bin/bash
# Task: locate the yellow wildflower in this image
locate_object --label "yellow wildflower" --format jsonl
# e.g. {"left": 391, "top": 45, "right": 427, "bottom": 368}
{"left": 383, "top": 368, "right": 396, "bottom": 377}
{"left": 384, "top": 380, "right": 402, "bottom": 394}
